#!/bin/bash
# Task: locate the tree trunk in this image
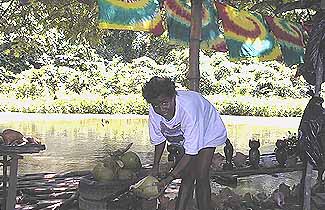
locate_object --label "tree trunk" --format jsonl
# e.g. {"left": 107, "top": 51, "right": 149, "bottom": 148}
{"left": 188, "top": 0, "right": 202, "bottom": 92}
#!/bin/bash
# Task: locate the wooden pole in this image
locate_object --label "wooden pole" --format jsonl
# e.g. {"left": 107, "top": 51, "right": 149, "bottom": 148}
{"left": 303, "top": 162, "right": 312, "bottom": 210}
{"left": 188, "top": 0, "right": 202, "bottom": 92}
{"left": 302, "top": 36, "right": 323, "bottom": 210}
{"left": 2, "top": 155, "right": 7, "bottom": 209}
{"left": 6, "top": 155, "right": 19, "bottom": 210}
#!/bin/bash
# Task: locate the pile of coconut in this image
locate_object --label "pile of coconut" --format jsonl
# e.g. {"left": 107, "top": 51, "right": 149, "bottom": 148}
{"left": 158, "top": 182, "right": 302, "bottom": 210}
{"left": 91, "top": 143, "right": 142, "bottom": 182}
{"left": 89, "top": 146, "right": 304, "bottom": 210}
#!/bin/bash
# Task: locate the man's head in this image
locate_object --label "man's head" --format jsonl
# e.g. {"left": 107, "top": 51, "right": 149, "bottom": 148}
{"left": 142, "top": 76, "right": 177, "bottom": 120}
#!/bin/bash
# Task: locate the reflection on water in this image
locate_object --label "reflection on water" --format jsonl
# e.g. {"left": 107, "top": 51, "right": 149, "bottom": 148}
{"left": 0, "top": 113, "right": 154, "bottom": 174}
{"left": 0, "top": 112, "right": 303, "bottom": 194}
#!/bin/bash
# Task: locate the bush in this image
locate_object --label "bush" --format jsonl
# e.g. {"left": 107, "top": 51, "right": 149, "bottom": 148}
{"left": 0, "top": 50, "right": 318, "bottom": 117}
{"left": 209, "top": 95, "right": 308, "bottom": 117}
{"left": 0, "top": 52, "right": 314, "bottom": 101}
{"left": 0, "top": 94, "right": 308, "bottom": 117}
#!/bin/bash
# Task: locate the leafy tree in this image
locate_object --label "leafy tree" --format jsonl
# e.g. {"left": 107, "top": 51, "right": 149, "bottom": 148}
{"left": 0, "top": 0, "right": 322, "bottom": 93}
{"left": 0, "top": 0, "right": 174, "bottom": 75}
{"left": 1, "top": 1, "right": 94, "bottom": 74}
{"left": 0, "top": 0, "right": 319, "bottom": 60}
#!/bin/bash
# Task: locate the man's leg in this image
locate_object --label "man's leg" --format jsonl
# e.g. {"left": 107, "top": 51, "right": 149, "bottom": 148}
{"left": 175, "top": 160, "right": 196, "bottom": 210}
{"left": 194, "top": 147, "right": 215, "bottom": 210}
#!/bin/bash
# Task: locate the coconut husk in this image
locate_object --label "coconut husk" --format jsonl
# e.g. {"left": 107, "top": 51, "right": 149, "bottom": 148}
{"left": 130, "top": 175, "right": 159, "bottom": 200}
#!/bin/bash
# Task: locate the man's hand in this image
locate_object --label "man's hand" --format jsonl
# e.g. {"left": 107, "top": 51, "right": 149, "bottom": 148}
{"left": 150, "top": 165, "right": 160, "bottom": 177}
{"left": 157, "top": 175, "right": 173, "bottom": 193}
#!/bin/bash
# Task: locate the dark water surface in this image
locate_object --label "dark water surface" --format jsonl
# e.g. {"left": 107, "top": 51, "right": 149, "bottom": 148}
{"left": 0, "top": 112, "right": 306, "bottom": 194}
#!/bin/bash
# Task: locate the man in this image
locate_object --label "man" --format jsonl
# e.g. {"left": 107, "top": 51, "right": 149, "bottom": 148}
{"left": 142, "top": 76, "right": 227, "bottom": 210}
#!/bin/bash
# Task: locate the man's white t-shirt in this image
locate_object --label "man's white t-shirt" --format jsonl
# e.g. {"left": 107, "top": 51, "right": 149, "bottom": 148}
{"left": 148, "top": 90, "right": 227, "bottom": 155}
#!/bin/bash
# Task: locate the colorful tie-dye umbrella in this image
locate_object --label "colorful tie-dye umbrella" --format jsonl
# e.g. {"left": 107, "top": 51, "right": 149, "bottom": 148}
{"left": 265, "top": 16, "right": 305, "bottom": 66}
{"left": 215, "top": 2, "right": 282, "bottom": 61}
{"left": 165, "top": 0, "right": 227, "bottom": 52}
{"left": 98, "top": 0, "right": 164, "bottom": 35}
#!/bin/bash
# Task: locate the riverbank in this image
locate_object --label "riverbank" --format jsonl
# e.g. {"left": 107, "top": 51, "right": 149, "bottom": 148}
{"left": 0, "top": 94, "right": 308, "bottom": 117}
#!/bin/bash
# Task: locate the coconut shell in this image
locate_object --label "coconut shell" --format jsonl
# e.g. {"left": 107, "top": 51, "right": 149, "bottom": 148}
{"left": 118, "top": 169, "right": 137, "bottom": 180}
{"left": 92, "top": 162, "right": 117, "bottom": 182}
{"left": 120, "top": 151, "right": 142, "bottom": 170}
{"left": 102, "top": 156, "right": 119, "bottom": 169}
{"left": 130, "top": 175, "right": 159, "bottom": 200}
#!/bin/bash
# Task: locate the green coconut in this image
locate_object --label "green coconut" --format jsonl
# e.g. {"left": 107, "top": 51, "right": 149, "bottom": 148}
{"left": 119, "top": 151, "right": 142, "bottom": 170}
{"left": 92, "top": 162, "right": 117, "bottom": 182}
{"left": 118, "top": 169, "right": 137, "bottom": 180}
{"left": 130, "top": 175, "right": 159, "bottom": 200}
{"left": 103, "top": 156, "right": 119, "bottom": 169}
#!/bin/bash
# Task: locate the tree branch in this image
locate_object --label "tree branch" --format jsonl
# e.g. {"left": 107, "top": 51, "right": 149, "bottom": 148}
{"left": 250, "top": 1, "right": 275, "bottom": 12}
{"left": 274, "top": 0, "right": 321, "bottom": 15}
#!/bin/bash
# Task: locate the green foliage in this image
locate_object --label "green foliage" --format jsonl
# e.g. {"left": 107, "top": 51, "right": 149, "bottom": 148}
{"left": 0, "top": 94, "right": 149, "bottom": 115}
{"left": 0, "top": 93, "right": 307, "bottom": 117}
{"left": 0, "top": 0, "right": 317, "bottom": 76}
{"left": 209, "top": 58, "right": 309, "bottom": 98}
{"left": 98, "top": 31, "right": 175, "bottom": 63}
{"left": 209, "top": 95, "right": 307, "bottom": 117}
{"left": 0, "top": 0, "right": 320, "bottom": 118}
{"left": 0, "top": 50, "right": 317, "bottom": 117}
{"left": 0, "top": 1, "right": 175, "bottom": 75}
{"left": 0, "top": 51, "right": 312, "bottom": 101}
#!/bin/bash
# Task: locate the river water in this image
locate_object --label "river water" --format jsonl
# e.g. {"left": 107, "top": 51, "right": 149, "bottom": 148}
{"left": 0, "top": 112, "right": 308, "bottom": 195}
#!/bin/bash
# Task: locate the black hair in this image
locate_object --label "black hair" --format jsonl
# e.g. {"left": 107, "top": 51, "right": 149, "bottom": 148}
{"left": 142, "top": 76, "right": 177, "bottom": 104}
